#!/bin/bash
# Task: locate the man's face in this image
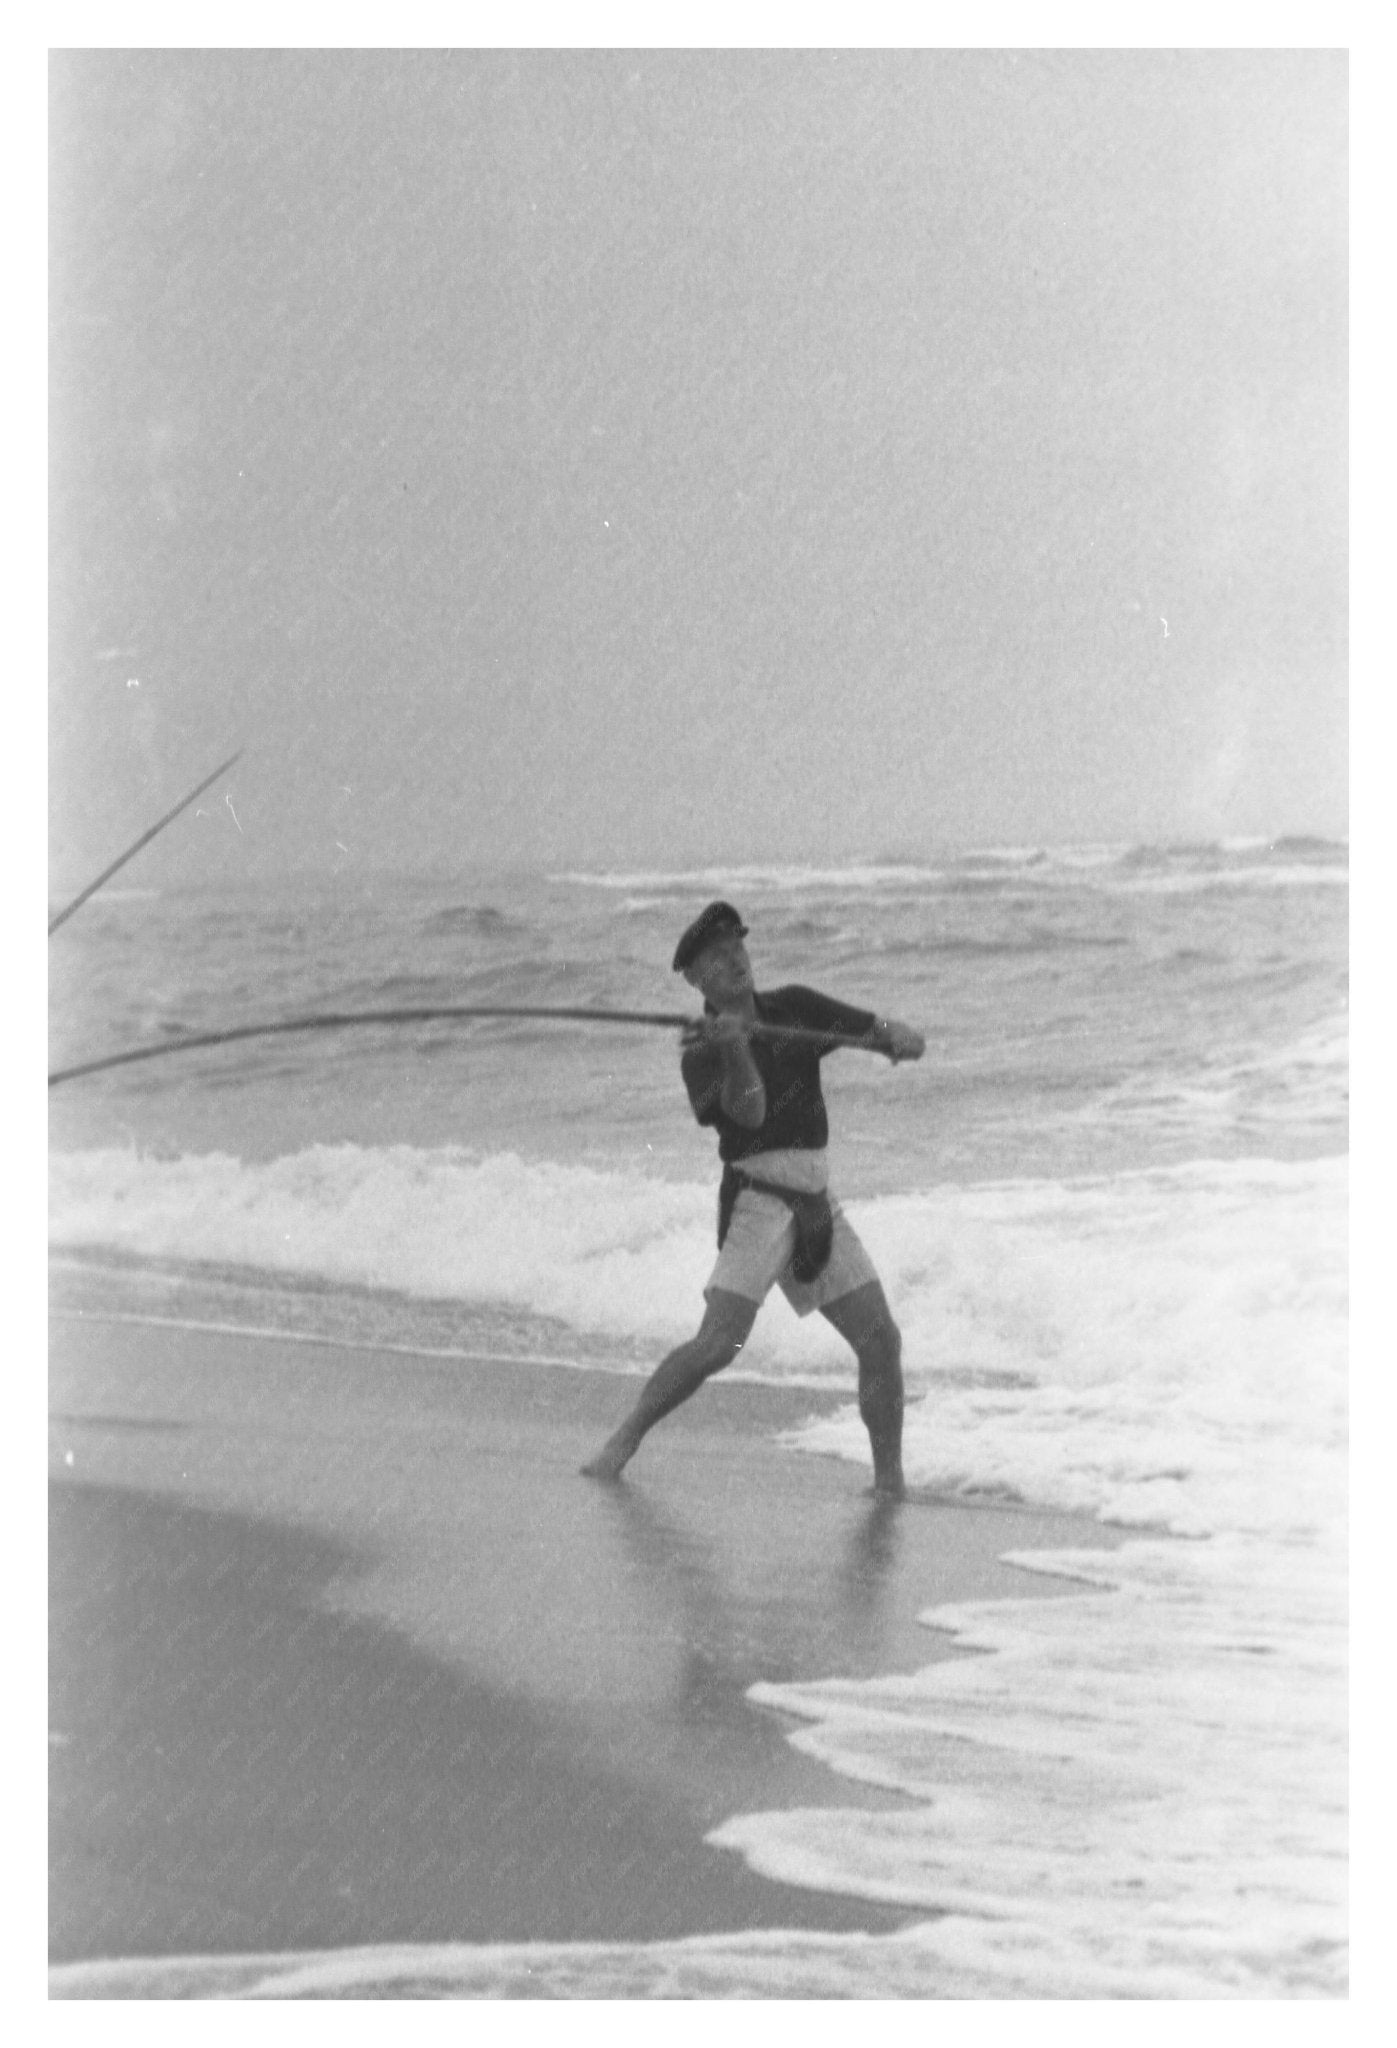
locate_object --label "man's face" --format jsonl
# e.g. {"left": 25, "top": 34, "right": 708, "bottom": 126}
{"left": 684, "top": 929, "right": 753, "bottom": 1007}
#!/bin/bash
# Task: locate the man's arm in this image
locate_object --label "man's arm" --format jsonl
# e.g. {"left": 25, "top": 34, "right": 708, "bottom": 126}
{"left": 705, "top": 1012, "right": 767, "bottom": 1127}
{"left": 681, "top": 1014, "right": 768, "bottom": 1128}
{"left": 777, "top": 987, "right": 925, "bottom": 1065}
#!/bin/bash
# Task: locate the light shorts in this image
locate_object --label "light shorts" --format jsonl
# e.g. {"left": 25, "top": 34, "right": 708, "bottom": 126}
{"left": 704, "top": 1183, "right": 880, "bottom": 1319}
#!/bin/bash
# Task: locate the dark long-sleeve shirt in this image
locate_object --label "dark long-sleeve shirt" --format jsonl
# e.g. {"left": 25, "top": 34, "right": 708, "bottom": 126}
{"left": 680, "top": 984, "right": 878, "bottom": 1164}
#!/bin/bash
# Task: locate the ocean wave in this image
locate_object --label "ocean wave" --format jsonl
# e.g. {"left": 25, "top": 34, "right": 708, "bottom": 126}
{"left": 48, "top": 849, "right": 1347, "bottom": 2000}
{"left": 923, "top": 930, "right": 1131, "bottom": 956}
{"left": 49, "top": 1146, "right": 1345, "bottom": 1530}
{"left": 734, "top": 1155, "right": 1346, "bottom": 2001}
{"left": 50, "top": 885, "right": 161, "bottom": 907}
{"left": 50, "top": 1887, "right": 1338, "bottom": 1997}
{"left": 950, "top": 846, "right": 1052, "bottom": 868}
{"left": 49, "top": 1146, "right": 719, "bottom": 1361}
{"left": 1107, "top": 865, "right": 1348, "bottom": 895}
{"left": 553, "top": 864, "right": 950, "bottom": 894}
{"left": 44, "top": 1919, "right": 1209, "bottom": 1999}
{"left": 713, "top": 1517, "right": 1344, "bottom": 1996}
{"left": 1066, "top": 1012, "right": 1348, "bottom": 1143}
{"left": 49, "top": 1141, "right": 1345, "bottom": 1998}
{"left": 555, "top": 842, "right": 1347, "bottom": 901}
{"left": 420, "top": 904, "right": 526, "bottom": 938}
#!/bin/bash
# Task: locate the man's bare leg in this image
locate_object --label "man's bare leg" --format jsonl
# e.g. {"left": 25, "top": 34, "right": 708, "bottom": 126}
{"left": 820, "top": 1280, "right": 906, "bottom": 1497}
{"left": 581, "top": 1289, "right": 758, "bottom": 1480}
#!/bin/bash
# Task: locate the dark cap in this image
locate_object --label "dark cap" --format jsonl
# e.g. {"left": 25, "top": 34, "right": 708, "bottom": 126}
{"left": 671, "top": 900, "right": 749, "bottom": 974}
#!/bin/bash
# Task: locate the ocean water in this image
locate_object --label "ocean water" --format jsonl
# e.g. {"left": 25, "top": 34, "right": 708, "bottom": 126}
{"left": 48, "top": 839, "right": 1347, "bottom": 1998}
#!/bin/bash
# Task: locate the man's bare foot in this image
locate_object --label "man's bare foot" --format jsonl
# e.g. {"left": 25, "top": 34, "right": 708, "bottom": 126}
{"left": 580, "top": 1433, "right": 635, "bottom": 1481}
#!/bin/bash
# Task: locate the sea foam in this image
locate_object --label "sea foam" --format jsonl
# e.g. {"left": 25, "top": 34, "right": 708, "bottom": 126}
{"left": 49, "top": 1141, "right": 1346, "bottom": 1997}
{"left": 49, "top": 1145, "right": 1344, "bottom": 1422}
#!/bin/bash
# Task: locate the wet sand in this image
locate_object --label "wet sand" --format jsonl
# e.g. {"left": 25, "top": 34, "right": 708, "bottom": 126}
{"left": 50, "top": 1310, "right": 1120, "bottom": 1982}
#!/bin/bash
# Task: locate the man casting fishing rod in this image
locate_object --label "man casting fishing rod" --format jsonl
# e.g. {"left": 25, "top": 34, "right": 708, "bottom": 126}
{"left": 582, "top": 900, "right": 925, "bottom": 1495}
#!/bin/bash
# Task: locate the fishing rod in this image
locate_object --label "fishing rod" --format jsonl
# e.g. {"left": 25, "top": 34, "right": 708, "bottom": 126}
{"left": 47, "top": 1004, "right": 889, "bottom": 1089}
{"left": 48, "top": 748, "right": 245, "bottom": 936}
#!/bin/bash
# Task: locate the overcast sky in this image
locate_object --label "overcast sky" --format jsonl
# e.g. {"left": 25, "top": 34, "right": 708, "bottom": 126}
{"left": 49, "top": 47, "right": 1346, "bottom": 885}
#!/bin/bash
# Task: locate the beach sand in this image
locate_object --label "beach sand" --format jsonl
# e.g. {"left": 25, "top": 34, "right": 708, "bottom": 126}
{"left": 50, "top": 1309, "right": 1121, "bottom": 1990}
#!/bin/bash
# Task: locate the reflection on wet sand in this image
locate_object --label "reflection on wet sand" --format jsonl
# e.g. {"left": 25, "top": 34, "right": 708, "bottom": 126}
{"left": 591, "top": 1482, "right": 913, "bottom": 1735}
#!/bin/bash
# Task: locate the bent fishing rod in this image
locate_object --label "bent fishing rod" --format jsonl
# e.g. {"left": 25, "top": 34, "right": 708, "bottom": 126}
{"left": 48, "top": 1004, "right": 893, "bottom": 1089}
{"left": 49, "top": 748, "right": 244, "bottom": 935}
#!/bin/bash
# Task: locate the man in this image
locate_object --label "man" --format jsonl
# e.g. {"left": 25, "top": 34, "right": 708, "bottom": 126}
{"left": 582, "top": 900, "right": 925, "bottom": 1494}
